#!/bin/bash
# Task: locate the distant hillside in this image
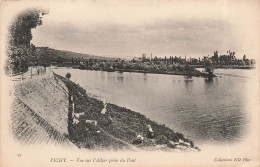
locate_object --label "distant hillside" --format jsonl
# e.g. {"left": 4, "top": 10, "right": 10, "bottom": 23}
{"left": 36, "top": 47, "right": 118, "bottom": 63}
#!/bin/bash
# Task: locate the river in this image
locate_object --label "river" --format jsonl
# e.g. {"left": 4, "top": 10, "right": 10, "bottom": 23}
{"left": 53, "top": 67, "right": 255, "bottom": 145}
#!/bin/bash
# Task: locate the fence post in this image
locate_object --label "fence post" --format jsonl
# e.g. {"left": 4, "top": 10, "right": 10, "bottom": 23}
{"left": 10, "top": 70, "right": 12, "bottom": 94}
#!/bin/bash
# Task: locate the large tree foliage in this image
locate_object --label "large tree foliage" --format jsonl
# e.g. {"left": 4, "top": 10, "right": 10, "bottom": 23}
{"left": 5, "top": 8, "right": 48, "bottom": 75}
{"left": 205, "top": 59, "right": 214, "bottom": 75}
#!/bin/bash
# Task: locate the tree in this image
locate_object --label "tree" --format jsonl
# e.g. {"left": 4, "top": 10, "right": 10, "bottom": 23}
{"left": 173, "top": 56, "right": 178, "bottom": 64}
{"left": 154, "top": 56, "right": 158, "bottom": 63}
{"left": 66, "top": 73, "right": 71, "bottom": 80}
{"left": 5, "top": 8, "right": 48, "bottom": 75}
{"left": 205, "top": 59, "right": 214, "bottom": 75}
{"left": 243, "top": 55, "right": 246, "bottom": 62}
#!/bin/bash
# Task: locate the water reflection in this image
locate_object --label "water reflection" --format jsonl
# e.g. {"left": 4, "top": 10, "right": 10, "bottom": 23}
{"left": 117, "top": 73, "right": 124, "bottom": 82}
{"left": 143, "top": 73, "right": 148, "bottom": 82}
{"left": 100, "top": 71, "right": 106, "bottom": 80}
{"left": 184, "top": 79, "right": 193, "bottom": 84}
{"left": 205, "top": 76, "right": 213, "bottom": 83}
{"left": 184, "top": 78, "right": 194, "bottom": 95}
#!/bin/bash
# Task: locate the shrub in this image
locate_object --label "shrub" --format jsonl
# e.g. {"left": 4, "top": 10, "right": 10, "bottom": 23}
{"left": 66, "top": 72, "right": 71, "bottom": 80}
{"left": 177, "top": 65, "right": 183, "bottom": 71}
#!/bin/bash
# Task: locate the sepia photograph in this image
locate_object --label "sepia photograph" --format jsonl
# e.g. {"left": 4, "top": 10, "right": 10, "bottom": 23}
{"left": 0, "top": 0, "right": 259, "bottom": 166}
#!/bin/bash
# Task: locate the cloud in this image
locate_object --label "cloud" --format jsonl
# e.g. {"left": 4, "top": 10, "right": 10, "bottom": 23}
{"left": 32, "top": 18, "right": 236, "bottom": 58}
{"left": 28, "top": 0, "right": 259, "bottom": 59}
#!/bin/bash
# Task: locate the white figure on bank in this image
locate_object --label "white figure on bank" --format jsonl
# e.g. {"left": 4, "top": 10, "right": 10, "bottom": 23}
{"left": 101, "top": 98, "right": 107, "bottom": 114}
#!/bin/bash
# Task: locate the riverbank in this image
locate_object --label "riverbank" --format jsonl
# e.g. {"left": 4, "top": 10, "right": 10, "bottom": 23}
{"left": 190, "top": 65, "right": 255, "bottom": 69}
{"left": 55, "top": 63, "right": 216, "bottom": 78}
{"left": 10, "top": 69, "right": 200, "bottom": 151}
{"left": 56, "top": 73, "right": 200, "bottom": 151}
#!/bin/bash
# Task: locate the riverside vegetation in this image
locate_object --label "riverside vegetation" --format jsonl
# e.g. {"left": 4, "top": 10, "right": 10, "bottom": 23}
{"left": 36, "top": 47, "right": 215, "bottom": 78}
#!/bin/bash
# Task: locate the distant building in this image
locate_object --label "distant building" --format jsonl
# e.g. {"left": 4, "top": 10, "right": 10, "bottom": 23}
{"left": 142, "top": 54, "right": 146, "bottom": 62}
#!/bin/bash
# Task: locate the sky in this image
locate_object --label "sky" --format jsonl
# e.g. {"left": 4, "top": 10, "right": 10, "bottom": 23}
{"left": 30, "top": 0, "right": 259, "bottom": 59}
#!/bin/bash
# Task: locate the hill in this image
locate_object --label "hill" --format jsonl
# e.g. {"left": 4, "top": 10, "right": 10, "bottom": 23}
{"left": 36, "top": 47, "right": 118, "bottom": 64}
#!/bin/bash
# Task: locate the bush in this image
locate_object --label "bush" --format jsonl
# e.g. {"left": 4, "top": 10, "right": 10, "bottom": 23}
{"left": 177, "top": 65, "right": 183, "bottom": 71}
{"left": 172, "top": 64, "right": 177, "bottom": 71}
{"left": 66, "top": 72, "right": 71, "bottom": 80}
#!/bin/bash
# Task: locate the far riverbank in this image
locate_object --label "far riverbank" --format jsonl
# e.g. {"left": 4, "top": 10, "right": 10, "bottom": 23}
{"left": 54, "top": 63, "right": 216, "bottom": 78}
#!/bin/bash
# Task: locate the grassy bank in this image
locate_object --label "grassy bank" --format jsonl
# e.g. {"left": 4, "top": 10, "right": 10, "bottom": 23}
{"left": 56, "top": 73, "right": 200, "bottom": 151}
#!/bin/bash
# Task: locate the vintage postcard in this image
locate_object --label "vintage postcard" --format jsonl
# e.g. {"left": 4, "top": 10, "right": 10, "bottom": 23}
{"left": 0, "top": 0, "right": 259, "bottom": 166}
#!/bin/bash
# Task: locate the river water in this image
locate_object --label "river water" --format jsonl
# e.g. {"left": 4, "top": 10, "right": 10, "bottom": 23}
{"left": 53, "top": 67, "right": 255, "bottom": 145}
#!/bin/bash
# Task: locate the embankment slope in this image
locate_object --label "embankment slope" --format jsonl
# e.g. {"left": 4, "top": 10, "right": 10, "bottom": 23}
{"left": 11, "top": 72, "right": 73, "bottom": 146}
